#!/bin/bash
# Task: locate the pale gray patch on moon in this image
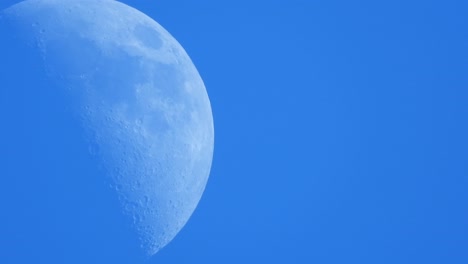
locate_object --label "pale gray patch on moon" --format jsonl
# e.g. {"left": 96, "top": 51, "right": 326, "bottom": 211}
{"left": 3, "top": 0, "right": 214, "bottom": 256}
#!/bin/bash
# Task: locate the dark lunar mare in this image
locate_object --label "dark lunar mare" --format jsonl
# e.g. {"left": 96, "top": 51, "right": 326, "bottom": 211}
{"left": 0, "top": 13, "right": 144, "bottom": 264}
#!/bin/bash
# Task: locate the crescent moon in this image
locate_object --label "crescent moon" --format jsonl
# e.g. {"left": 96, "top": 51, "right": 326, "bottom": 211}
{"left": 1, "top": 0, "right": 214, "bottom": 257}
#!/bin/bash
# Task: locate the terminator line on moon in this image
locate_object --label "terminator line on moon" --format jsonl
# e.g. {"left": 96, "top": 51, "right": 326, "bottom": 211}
{"left": 1, "top": 0, "right": 214, "bottom": 256}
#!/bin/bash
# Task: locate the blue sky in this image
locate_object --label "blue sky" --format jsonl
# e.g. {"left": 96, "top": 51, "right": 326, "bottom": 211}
{"left": 1, "top": 0, "right": 467, "bottom": 263}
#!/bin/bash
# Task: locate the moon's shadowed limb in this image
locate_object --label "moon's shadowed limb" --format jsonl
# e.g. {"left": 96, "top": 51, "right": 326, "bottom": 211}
{"left": 0, "top": 0, "right": 213, "bottom": 261}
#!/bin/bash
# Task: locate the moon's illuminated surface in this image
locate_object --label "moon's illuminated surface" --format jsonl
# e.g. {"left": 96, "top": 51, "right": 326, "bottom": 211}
{"left": 1, "top": 0, "right": 214, "bottom": 257}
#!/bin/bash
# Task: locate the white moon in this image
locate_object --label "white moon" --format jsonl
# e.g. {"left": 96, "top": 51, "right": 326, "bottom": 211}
{"left": 1, "top": 0, "right": 214, "bottom": 256}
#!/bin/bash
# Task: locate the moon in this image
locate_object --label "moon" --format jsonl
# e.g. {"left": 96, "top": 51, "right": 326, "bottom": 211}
{"left": 0, "top": 0, "right": 214, "bottom": 257}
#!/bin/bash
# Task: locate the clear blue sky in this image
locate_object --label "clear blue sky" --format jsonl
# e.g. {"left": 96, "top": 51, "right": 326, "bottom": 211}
{"left": 0, "top": 0, "right": 467, "bottom": 263}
